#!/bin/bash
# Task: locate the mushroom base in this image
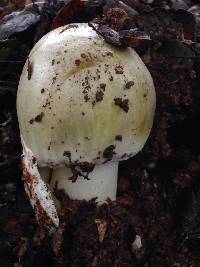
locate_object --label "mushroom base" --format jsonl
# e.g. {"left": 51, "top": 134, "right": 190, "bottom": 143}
{"left": 41, "top": 161, "right": 119, "bottom": 203}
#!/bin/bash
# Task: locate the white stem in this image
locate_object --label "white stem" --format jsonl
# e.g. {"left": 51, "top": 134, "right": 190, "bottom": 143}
{"left": 38, "top": 167, "right": 51, "bottom": 183}
{"left": 50, "top": 162, "right": 118, "bottom": 203}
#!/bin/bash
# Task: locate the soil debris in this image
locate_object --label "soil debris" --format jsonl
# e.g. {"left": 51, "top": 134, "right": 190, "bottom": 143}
{"left": 114, "top": 97, "right": 129, "bottom": 112}
{"left": 1, "top": 0, "right": 200, "bottom": 266}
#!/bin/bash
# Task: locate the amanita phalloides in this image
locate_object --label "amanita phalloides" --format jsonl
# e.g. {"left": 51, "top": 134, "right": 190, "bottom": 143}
{"left": 17, "top": 23, "right": 156, "bottom": 228}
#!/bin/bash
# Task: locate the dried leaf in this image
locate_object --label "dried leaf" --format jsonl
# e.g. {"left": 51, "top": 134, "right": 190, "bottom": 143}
{"left": 95, "top": 219, "right": 107, "bottom": 243}
{"left": 188, "top": 5, "right": 200, "bottom": 42}
{"left": 0, "top": 0, "right": 32, "bottom": 20}
{"left": 171, "top": 0, "right": 189, "bottom": 10}
{"left": 141, "top": 0, "right": 154, "bottom": 3}
{"left": 117, "top": 1, "right": 139, "bottom": 19}
{"left": 173, "top": 9, "right": 196, "bottom": 41}
{"left": 83, "top": 0, "right": 104, "bottom": 20}
{"left": 119, "top": 29, "right": 151, "bottom": 48}
{"left": 0, "top": 7, "right": 40, "bottom": 40}
{"left": 89, "top": 23, "right": 151, "bottom": 49}
{"left": 89, "top": 23, "right": 121, "bottom": 46}
{"left": 159, "top": 40, "right": 196, "bottom": 67}
{"left": 137, "top": 8, "right": 183, "bottom": 42}
{"left": 51, "top": 0, "right": 84, "bottom": 30}
{"left": 33, "top": 5, "right": 55, "bottom": 43}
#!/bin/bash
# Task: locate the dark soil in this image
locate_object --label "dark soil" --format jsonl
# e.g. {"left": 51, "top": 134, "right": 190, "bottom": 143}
{"left": 1, "top": 0, "right": 200, "bottom": 266}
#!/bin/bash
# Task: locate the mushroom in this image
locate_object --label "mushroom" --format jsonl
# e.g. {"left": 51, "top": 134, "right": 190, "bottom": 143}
{"left": 17, "top": 23, "right": 156, "bottom": 228}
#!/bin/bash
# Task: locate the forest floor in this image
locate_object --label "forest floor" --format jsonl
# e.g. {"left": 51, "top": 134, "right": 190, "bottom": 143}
{"left": 1, "top": 0, "right": 200, "bottom": 266}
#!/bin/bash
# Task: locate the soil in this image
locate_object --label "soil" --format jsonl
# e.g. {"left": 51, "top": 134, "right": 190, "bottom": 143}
{"left": 1, "top": 0, "right": 200, "bottom": 266}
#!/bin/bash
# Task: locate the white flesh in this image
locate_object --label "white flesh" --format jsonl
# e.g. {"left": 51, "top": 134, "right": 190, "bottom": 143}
{"left": 50, "top": 161, "right": 118, "bottom": 203}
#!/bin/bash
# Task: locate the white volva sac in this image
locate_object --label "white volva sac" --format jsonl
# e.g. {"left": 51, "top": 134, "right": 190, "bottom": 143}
{"left": 17, "top": 23, "right": 156, "bottom": 228}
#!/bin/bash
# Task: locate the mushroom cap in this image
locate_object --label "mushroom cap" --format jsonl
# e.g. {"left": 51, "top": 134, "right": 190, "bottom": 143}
{"left": 17, "top": 23, "right": 156, "bottom": 168}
